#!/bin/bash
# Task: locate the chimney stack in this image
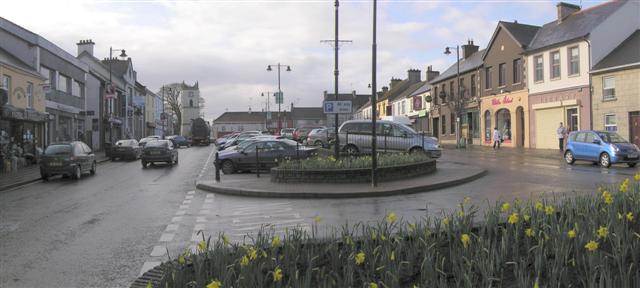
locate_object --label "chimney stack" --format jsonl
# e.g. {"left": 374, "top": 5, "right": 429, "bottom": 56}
{"left": 390, "top": 78, "right": 402, "bottom": 89}
{"left": 382, "top": 86, "right": 389, "bottom": 93}
{"left": 407, "top": 69, "right": 422, "bottom": 84}
{"left": 557, "top": 2, "right": 580, "bottom": 24}
{"left": 76, "top": 39, "right": 95, "bottom": 57}
{"left": 461, "top": 39, "right": 479, "bottom": 59}
{"left": 426, "top": 65, "right": 440, "bottom": 82}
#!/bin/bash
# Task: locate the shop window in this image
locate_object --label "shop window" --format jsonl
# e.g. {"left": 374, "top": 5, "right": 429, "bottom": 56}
{"left": 484, "top": 110, "right": 491, "bottom": 141}
{"left": 450, "top": 113, "right": 456, "bottom": 134}
{"left": 27, "top": 82, "right": 33, "bottom": 108}
{"left": 58, "top": 74, "right": 69, "bottom": 93}
{"left": 485, "top": 67, "right": 492, "bottom": 89}
{"left": 550, "top": 51, "right": 561, "bottom": 79}
{"left": 604, "top": 114, "right": 616, "bottom": 132}
{"left": 496, "top": 109, "right": 511, "bottom": 141}
{"left": 498, "top": 63, "right": 506, "bottom": 87}
{"left": 441, "top": 114, "right": 446, "bottom": 135}
{"left": 513, "top": 59, "right": 522, "bottom": 84}
{"left": 569, "top": 46, "right": 580, "bottom": 76}
{"left": 534, "top": 55, "right": 544, "bottom": 82}
{"left": 603, "top": 76, "right": 615, "bottom": 100}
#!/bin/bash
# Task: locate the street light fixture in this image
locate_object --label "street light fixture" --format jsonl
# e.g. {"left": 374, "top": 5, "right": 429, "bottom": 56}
{"left": 261, "top": 92, "right": 275, "bottom": 131}
{"left": 443, "top": 45, "right": 461, "bottom": 149}
{"left": 107, "top": 47, "right": 127, "bottom": 143}
{"left": 266, "top": 63, "right": 291, "bottom": 133}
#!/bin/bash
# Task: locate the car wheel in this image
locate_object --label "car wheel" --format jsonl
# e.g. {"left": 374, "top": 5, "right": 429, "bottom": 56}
{"left": 628, "top": 163, "right": 637, "bottom": 168}
{"left": 72, "top": 166, "right": 82, "bottom": 180}
{"left": 564, "top": 150, "right": 575, "bottom": 165}
{"left": 111, "top": 157, "right": 116, "bottom": 161}
{"left": 142, "top": 161, "right": 148, "bottom": 168}
{"left": 600, "top": 152, "right": 611, "bottom": 168}
{"left": 90, "top": 162, "right": 96, "bottom": 175}
{"left": 409, "top": 147, "right": 424, "bottom": 154}
{"left": 343, "top": 145, "right": 359, "bottom": 156}
{"left": 222, "top": 160, "right": 235, "bottom": 174}
{"left": 175, "top": 156, "right": 179, "bottom": 164}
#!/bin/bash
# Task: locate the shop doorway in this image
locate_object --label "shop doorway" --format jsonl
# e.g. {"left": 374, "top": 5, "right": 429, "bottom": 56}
{"left": 566, "top": 108, "right": 579, "bottom": 132}
{"left": 432, "top": 117, "right": 439, "bottom": 139}
{"left": 630, "top": 111, "right": 640, "bottom": 146}
{"left": 516, "top": 106, "right": 524, "bottom": 147}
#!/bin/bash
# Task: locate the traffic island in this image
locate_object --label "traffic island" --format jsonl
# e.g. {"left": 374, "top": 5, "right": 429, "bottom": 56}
{"left": 197, "top": 161, "right": 486, "bottom": 198}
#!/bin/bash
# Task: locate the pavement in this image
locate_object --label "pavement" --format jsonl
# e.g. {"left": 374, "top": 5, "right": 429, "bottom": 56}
{"left": 0, "top": 151, "right": 111, "bottom": 191}
{"left": 197, "top": 161, "right": 487, "bottom": 198}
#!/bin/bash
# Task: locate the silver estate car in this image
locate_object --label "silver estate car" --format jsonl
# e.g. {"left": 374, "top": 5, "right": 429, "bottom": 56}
{"left": 338, "top": 120, "right": 441, "bottom": 158}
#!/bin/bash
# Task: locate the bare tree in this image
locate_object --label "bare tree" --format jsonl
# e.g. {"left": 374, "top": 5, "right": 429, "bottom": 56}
{"left": 162, "top": 86, "right": 182, "bottom": 135}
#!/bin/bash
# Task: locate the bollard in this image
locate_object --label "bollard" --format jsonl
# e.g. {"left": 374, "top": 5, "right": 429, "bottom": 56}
{"left": 256, "top": 147, "right": 260, "bottom": 178}
{"left": 215, "top": 152, "right": 220, "bottom": 182}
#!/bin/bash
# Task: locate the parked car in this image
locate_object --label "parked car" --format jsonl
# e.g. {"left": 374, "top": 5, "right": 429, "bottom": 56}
{"left": 139, "top": 136, "right": 160, "bottom": 147}
{"left": 215, "top": 133, "right": 238, "bottom": 147}
{"left": 167, "top": 135, "right": 190, "bottom": 148}
{"left": 216, "top": 139, "right": 318, "bottom": 174}
{"left": 338, "top": 120, "right": 441, "bottom": 158}
{"left": 293, "top": 126, "right": 325, "bottom": 142}
{"left": 220, "top": 131, "right": 263, "bottom": 151}
{"left": 111, "top": 139, "right": 142, "bottom": 160}
{"left": 141, "top": 140, "right": 179, "bottom": 168}
{"left": 222, "top": 135, "right": 281, "bottom": 151}
{"left": 304, "top": 127, "right": 336, "bottom": 148}
{"left": 39, "top": 141, "right": 96, "bottom": 181}
{"left": 280, "top": 128, "right": 295, "bottom": 139}
{"left": 564, "top": 130, "right": 639, "bottom": 168}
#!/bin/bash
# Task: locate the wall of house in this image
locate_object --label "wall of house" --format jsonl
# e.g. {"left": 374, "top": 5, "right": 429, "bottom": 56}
{"left": 592, "top": 68, "right": 640, "bottom": 143}
{"left": 527, "top": 41, "right": 589, "bottom": 95}
{"left": 85, "top": 72, "right": 102, "bottom": 149}
{"left": 481, "top": 27, "right": 527, "bottom": 96}
{"left": 590, "top": 1, "right": 640, "bottom": 65}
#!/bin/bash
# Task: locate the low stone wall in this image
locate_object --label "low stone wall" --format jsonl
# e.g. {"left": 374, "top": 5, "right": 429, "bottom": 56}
{"left": 270, "top": 160, "right": 436, "bottom": 183}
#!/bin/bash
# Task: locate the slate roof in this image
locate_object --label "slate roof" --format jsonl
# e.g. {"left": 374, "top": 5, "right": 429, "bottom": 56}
{"left": 0, "top": 47, "right": 43, "bottom": 78}
{"left": 499, "top": 21, "right": 541, "bottom": 48}
{"left": 213, "top": 111, "right": 291, "bottom": 123}
{"left": 592, "top": 30, "right": 640, "bottom": 71}
{"left": 408, "top": 82, "right": 432, "bottom": 97}
{"left": 383, "top": 79, "right": 411, "bottom": 102}
{"left": 526, "top": 0, "right": 627, "bottom": 53}
{"left": 395, "top": 81, "right": 426, "bottom": 101}
{"left": 292, "top": 107, "right": 325, "bottom": 120}
{"left": 429, "top": 49, "right": 486, "bottom": 84}
{"left": 101, "top": 58, "right": 130, "bottom": 77}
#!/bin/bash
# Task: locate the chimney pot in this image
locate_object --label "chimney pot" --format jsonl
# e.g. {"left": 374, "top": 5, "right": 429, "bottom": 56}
{"left": 556, "top": 2, "right": 580, "bottom": 23}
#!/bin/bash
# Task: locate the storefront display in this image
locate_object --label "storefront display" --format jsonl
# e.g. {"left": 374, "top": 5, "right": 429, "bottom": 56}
{"left": 480, "top": 90, "right": 529, "bottom": 148}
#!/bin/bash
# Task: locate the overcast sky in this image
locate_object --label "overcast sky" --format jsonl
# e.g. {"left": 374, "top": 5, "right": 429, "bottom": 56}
{"left": 2, "top": 0, "right": 605, "bottom": 120}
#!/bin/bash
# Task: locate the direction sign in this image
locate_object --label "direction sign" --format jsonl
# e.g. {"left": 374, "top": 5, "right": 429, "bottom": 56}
{"left": 274, "top": 92, "right": 283, "bottom": 104}
{"left": 323, "top": 100, "right": 352, "bottom": 114}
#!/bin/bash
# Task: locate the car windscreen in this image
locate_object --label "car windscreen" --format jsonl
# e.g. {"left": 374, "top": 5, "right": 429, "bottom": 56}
{"left": 44, "top": 145, "right": 72, "bottom": 155}
{"left": 597, "top": 132, "right": 627, "bottom": 143}
{"left": 400, "top": 124, "right": 417, "bottom": 134}
{"left": 146, "top": 140, "right": 169, "bottom": 148}
{"left": 117, "top": 140, "right": 136, "bottom": 146}
{"left": 278, "top": 139, "right": 299, "bottom": 147}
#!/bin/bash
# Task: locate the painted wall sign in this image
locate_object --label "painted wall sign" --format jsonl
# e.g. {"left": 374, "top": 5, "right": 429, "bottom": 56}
{"left": 491, "top": 96, "right": 513, "bottom": 106}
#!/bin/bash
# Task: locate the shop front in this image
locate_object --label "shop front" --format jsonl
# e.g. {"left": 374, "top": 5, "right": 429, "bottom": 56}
{"left": 1, "top": 105, "right": 47, "bottom": 172}
{"left": 480, "top": 90, "right": 529, "bottom": 148}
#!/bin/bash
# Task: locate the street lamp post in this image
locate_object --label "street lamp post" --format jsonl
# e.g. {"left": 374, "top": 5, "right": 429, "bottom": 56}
{"left": 261, "top": 92, "right": 274, "bottom": 132}
{"left": 108, "top": 47, "right": 127, "bottom": 141}
{"left": 371, "top": 0, "right": 378, "bottom": 187}
{"left": 444, "top": 45, "right": 461, "bottom": 149}
{"left": 161, "top": 86, "right": 172, "bottom": 139}
{"left": 266, "top": 63, "right": 291, "bottom": 134}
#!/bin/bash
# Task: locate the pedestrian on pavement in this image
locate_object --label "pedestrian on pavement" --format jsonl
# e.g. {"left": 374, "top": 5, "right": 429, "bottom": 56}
{"left": 493, "top": 127, "right": 502, "bottom": 150}
{"left": 557, "top": 122, "right": 567, "bottom": 152}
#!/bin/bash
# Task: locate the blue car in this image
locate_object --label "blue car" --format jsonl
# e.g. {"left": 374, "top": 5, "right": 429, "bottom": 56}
{"left": 168, "top": 135, "right": 190, "bottom": 148}
{"left": 565, "top": 130, "right": 639, "bottom": 168}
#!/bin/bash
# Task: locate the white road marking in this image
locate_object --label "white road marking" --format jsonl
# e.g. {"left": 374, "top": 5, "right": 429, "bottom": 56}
{"left": 206, "top": 194, "right": 214, "bottom": 199}
{"left": 159, "top": 233, "right": 175, "bottom": 242}
{"left": 139, "top": 261, "right": 162, "bottom": 276}
{"left": 199, "top": 209, "right": 210, "bottom": 215}
{"left": 232, "top": 208, "right": 293, "bottom": 216}
{"left": 175, "top": 210, "right": 186, "bottom": 216}
{"left": 193, "top": 224, "right": 205, "bottom": 231}
{"left": 183, "top": 200, "right": 192, "bottom": 204}
{"left": 165, "top": 224, "right": 179, "bottom": 232}
{"left": 185, "top": 195, "right": 194, "bottom": 200}
{"left": 202, "top": 203, "right": 213, "bottom": 209}
{"left": 150, "top": 245, "right": 167, "bottom": 257}
{"left": 204, "top": 199, "right": 213, "bottom": 204}
{"left": 179, "top": 205, "right": 189, "bottom": 209}
{"left": 171, "top": 216, "right": 183, "bottom": 223}
{"left": 196, "top": 216, "right": 207, "bottom": 223}
{"left": 187, "top": 190, "right": 195, "bottom": 195}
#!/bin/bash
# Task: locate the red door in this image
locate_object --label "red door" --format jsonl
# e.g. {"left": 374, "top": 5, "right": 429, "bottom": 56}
{"left": 630, "top": 112, "right": 640, "bottom": 146}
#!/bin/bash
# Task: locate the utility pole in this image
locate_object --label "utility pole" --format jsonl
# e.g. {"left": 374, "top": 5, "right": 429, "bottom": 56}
{"left": 371, "top": 0, "right": 378, "bottom": 187}
{"left": 321, "top": 0, "right": 352, "bottom": 159}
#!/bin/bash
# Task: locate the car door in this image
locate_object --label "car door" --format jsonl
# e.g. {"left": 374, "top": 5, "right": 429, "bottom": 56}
{"left": 239, "top": 142, "right": 266, "bottom": 171}
{"left": 583, "top": 132, "right": 601, "bottom": 161}
{"left": 73, "top": 143, "right": 88, "bottom": 171}
{"left": 82, "top": 143, "right": 95, "bottom": 166}
{"left": 572, "top": 132, "right": 587, "bottom": 159}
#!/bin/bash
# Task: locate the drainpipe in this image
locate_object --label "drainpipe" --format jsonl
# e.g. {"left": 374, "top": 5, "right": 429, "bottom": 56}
{"left": 583, "top": 37, "right": 593, "bottom": 130}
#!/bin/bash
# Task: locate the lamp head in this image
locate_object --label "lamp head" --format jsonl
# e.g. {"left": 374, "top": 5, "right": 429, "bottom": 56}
{"left": 444, "top": 47, "right": 451, "bottom": 55}
{"left": 119, "top": 49, "right": 128, "bottom": 58}
{"left": 267, "top": 65, "right": 272, "bottom": 71}
{"left": 261, "top": 92, "right": 264, "bottom": 97}
{"left": 286, "top": 66, "right": 291, "bottom": 72}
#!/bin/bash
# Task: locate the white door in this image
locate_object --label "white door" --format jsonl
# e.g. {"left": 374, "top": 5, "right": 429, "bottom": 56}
{"left": 535, "top": 108, "right": 563, "bottom": 149}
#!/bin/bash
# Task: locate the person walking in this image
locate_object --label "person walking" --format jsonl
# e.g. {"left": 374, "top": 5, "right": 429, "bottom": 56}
{"left": 493, "top": 127, "right": 502, "bottom": 150}
{"left": 557, "top": 122, "right": 567, "bottom": 152}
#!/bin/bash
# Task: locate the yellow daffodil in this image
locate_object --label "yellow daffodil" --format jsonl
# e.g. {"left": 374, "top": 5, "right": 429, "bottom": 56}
{"left": 146, "top": 281, "right": 153, "bottom": 288}
{"left": 544, "top": 205, "right": 555, "bottom": 215}
{"left": 463, "top": 196, "right": 471, "bottom": 204}
{"left": 461, "top": 233, "right": 471, "bottom": 248}
{"left": 273, "top": 267, "right": 283, "bottom": 282}
{"left": 370, "top": 232, "right": 377, "bottom": 240}
{"left": 626, "top": 212, "right": 634, "bottom": 222}
{"left": 207, "top": 280, "right": 222, "bottom": 288}
{"left": 369, "top": 283, "right": 378, "bottom": 288}
{"left": 523, "top": 215, "right": 530, "bottom": 222}
{"left": 567, "top": 229, "right": 576, "bottom": 239}
{"left": 501, "top": 202, "right": 511, "bottom": 213}
{"left": 457, "top": 210, "right": 465, "bottom": 218}
{"left": 198, "top": 240, "right": 207, "bottom": 252}
{"left": 525, "top": 228, "right": 534, "bottom": 237}
{"left": 178, "top": 254, "right": 186, "bottom": 265}
{"left": 634, "top": 172, "right": 640, "bottom": 182}
{"left": 271, "top": 236, "right": 281, "bottom": 247}
{"left": 618, "top": 212, "right": 624, "bottom": 220}
{"left": 596, "top": 226, "right": 608, "bottom": 239}
{"left": 222, "top": 234, "right": 231, "bottom": 246}
{"left": 442, "top": 217, "right": 450, "bottom": 226}
{"left": 620, "top": 178, "right": 630, "bottom": 193}
{"left": 379, "top": 234, "right": 387, "bottom": 241}
{"left": 508, "top": 213, "right": 519, "bottom": 225}
{"left": 260, "top": 250, "right": 268, "bottom": 258}
{"left": 386, "top": 212, "right": 397, "bottom": 224}
{"left": 313, "top": 216, "right": 322, "bottom": 224}
{"left": 604, "top": 194, "right": 613, "bottom": 205}
{"left": 247, "top": 247, "right": 257, "bottom": 260}
{"left": 390, "top": 251, "right": 395, "bottom": 261}
{"left": 533, "top": 279, "right": 540, "bottom": 288}
{"left": 407, "top": 223, "right": 417, "bottom": 232}
{"left": 585, "top": 240, "right": 599, "bottom": 252}
{"left": 534, "top": 202, "right": 544, "bottom": 211}
{"left": 355, "top": 251, "right": 366, "bottom": 265}
{"left": 345, "top": 236, "right": 354, "bottom": 247}
{"left": 240, "top": 255, "right": 249, "bottom": 267}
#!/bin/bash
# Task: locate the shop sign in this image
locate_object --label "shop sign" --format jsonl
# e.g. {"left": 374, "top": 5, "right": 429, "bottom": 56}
{"left": 491, "top": 96, "right": 513, "bottom": 106}
{"left": 105, "top": 84, "right": 116, "bottom": 99}
{"left": 413, "top": 96, "right": 422, "bottom": 111}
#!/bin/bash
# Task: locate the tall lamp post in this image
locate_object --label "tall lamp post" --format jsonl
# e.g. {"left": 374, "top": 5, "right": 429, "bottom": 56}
{"left": 266, "top": 63, "right": 291, "bottom": 134}
{"left": 444, "top": 45, "right": 461, "bottom": 149}
{"left": 261, "top": 92, "right": 274, "bottom": 132}
{"left": 371, "top": 0, "right": 378, "bottom": 187}
{"left": 161, "top": 86, "right": 172, "bottom": 139}
{"left": 108, "top": 47, "right": 127, "bottom": 141}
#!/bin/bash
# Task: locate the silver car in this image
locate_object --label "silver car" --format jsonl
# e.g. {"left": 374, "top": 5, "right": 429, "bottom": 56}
{"left": 338, "top": 120, "right": 441, "bottom": 158}
{"left": 304, "top": 128, "right": 335, "bottom": 148}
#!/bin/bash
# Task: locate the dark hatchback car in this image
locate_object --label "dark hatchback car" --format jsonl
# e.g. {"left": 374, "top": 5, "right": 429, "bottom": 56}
{"left": 168, "top": 135, "right": 190, "bottom": 148}
{"left": 139, "top": 136, "right": 160, "bottom": 147}
{"left": 216, "top": 139, "right": 317, "bottom": 174}
{"left": 141, "top": 140, "right": 179, "bottom": 168}
{"left": 111, "top": 139, "right": 141, "bottom": 160}
{"left": 39, "top": 141, "right": 96, "bottom": 181}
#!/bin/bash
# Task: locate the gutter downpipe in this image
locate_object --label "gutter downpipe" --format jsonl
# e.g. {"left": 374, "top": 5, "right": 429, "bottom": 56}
{"left": 583, "top": 37, "right": 592, "bottom": 130}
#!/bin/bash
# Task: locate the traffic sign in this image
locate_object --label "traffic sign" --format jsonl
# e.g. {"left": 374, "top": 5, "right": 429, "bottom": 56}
{"left": 274, "top": 92, "right": 283, "bottom": 104}
{"left": 323, "top": 100, "right": 352, "bottom": 114}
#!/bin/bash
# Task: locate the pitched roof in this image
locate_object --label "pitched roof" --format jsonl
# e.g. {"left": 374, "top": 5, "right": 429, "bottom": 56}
{"left": 429, "top": 49, "right": 486, "bottom": 84}
{"left": 213, "top": 111, "right": 291, "bottom": 123}
{"left": 527, "top": 1, "right": 626, "bottom": 52}
{"left": 101, "top": 58, "right": 130, "bottom": 77}
{"left": 395, "top": 81, "right": 426, "bottom": 101}
{"left": 592, "top": 30, "right": 640, "bottom": 71}
{"left": 499, "top": 21, "right": 541, "bottom": 49}
{"left": 0, "top": 47, "right": 42, "bottom": 78}
{"left": 408, "top": 82, "right": 432, "bottom": 97}
{"left": 292, "top": 107, "right": 325, "bottom": 119}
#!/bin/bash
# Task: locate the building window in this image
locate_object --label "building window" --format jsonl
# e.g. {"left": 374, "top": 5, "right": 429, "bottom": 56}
{"left": 484, "top": 110, "right": 491, "bottom": 142}
{"left": 459, "top": 77, "right": 465, "bottom": 98}
{"left": 534, "top": 55, "right": 544, "bottom": 82}
{"left": 470, "top": 74, "right": 476, "bottom": 97}
{"left": 1, "top": 75, "right": 10, "bottom": 104}
{"left": 569, "top": 46, "right": 580, "bottom": 76}
{"left": 190, "top": 99, "right": 194, "bottom": 107}
{"left": 485, "top": 67, "right": 492, "bottom": 89}
{"left": 449, "top": 81, "right": 454, "bottom": 99}
{"left": 72, "top": 80, "right": 82, "bottom": 97}
{"left": 498, "top": 63, "right": 506, "bottom": 87}
{"left": 450, "top": 113, "right": 456, "bottom": 134}
{"left": 27, "top": 82, "right": 33, "bottom": 108}
{"left": 550, "top": 51, "right": 561, "bottom": 79}
{"left": 512, "top": 59, "right": 522, "bottom": 84}
{"left": 40, "top": 66, "right": 54, "bottom": 89}
{"left": 401, "top": 100, "right": 406, "bottom": 114}
{"left": 433, "top": 86, "right": 438, "bottom": 105}
{"left": 604, "top": 114, "right": 617, "bottom": 132}
{"left": 603, "top": 76, "right": 615, "bottom": 100}
{"left": 58, "top": 74, "right": 69, "bottom": 93}
{"left": 441, "top": 114, "right": 446, "bottom": 135}
{"left": 441, "top": 84, "right": 446, "bottom": 103}
{"left": 189, "top": 91, "right": 194, "bottom": 97}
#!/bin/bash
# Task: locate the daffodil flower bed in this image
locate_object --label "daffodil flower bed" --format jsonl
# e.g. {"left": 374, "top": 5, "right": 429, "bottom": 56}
{"left": 156, "top": 177, "right": 640, "bottom": 287}
{"left": 276, "top": 152, "right": 431, "bottom": 170}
